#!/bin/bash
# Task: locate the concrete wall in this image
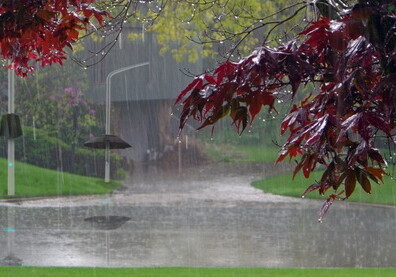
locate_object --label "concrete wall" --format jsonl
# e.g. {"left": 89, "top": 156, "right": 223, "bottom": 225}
{"left": 85, "top": 27, "right": 203, "bottom": 103}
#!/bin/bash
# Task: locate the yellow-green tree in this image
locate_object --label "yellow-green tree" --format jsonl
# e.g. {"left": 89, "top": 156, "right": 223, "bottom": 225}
{"left": 126, "top": 0, "right": 305, "bottom": 63}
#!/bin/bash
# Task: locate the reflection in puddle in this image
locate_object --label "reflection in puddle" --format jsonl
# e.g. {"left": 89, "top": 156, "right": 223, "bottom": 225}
{"left": 0, "top": 202, "right": 395, "bottom": 267}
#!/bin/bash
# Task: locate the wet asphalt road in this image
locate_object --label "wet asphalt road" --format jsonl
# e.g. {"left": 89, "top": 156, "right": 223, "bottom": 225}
{"left": 0, "top": 163, "right": 395, "bottom": 267}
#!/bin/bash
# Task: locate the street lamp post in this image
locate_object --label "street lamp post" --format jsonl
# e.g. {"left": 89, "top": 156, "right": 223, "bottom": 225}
{"left": 7, "top": 66, "right": 15, "bottom": 196}
{"left": 104, "top": 62, "right": 149, "bottom": 183}
{"left": 1, "top": 63, "right": 22, "bottom": 266}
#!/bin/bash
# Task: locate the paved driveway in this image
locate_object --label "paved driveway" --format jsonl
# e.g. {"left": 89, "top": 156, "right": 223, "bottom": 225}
{"left": 0, "top": 163, "right": 395, "bottom": 267}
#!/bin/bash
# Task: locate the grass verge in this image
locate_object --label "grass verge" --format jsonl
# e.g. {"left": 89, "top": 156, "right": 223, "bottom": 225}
{"left": 252, "top": 170, "right": 396, "bottom": 206}
{"left": 204, "top": 144, "right": 280, "bottom": 163}
{"left": 0, "top": 158, "right": 121, "bottom": 198}
{"left": 1, "top": 267, "right": 396, "bottom": 277}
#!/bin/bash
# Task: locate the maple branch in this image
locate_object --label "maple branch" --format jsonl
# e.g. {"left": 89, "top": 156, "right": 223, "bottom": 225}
{"left": 262, "top": 4, "right": 308, "bottom": 45}
{"left": 187, "top": 1, "right": 307, "bottom": 55}
{"left": 71, "top": 0, "right": 160, "bottom": 68}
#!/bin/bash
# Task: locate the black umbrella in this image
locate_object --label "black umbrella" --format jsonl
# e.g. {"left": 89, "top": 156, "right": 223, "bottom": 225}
{"left": 84, "top": 134, "right": 131, "bottom": 149}
{"left": 0, "top": 113, "right": 23, "bottom": 139}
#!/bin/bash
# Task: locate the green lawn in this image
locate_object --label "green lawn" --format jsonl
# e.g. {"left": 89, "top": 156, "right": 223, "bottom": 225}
{"left": 0, "top": 158, "right": 121, "bottom": 198}
{"left": 204, "top": 144, "right": 280, "bottom": 163}
{"left": 252, "top": 170, "right": 396, "bottom": 206}
{"left": 0, "top": 267, "right": 395, "bottom": 277}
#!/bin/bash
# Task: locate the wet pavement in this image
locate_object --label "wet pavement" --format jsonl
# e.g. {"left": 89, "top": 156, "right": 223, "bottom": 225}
{"left": 0, "top": 162, "right": 395, "bottom": 267}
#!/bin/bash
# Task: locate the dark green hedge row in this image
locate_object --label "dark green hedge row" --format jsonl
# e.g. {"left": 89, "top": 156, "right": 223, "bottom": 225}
{"left": 0, "top": 127, "right": 130, "bottom": 179}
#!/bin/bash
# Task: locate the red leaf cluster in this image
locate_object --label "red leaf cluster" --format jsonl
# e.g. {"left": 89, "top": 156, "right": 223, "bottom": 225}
{"left": 0, "top": 0, "right": 109, "bottom": 76}
{"left": 176, "top": 2, "right": 396, "bottom": 219}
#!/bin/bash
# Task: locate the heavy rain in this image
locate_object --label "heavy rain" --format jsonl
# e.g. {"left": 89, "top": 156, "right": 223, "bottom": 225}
{"left": 0, "top": 1, "right": 396, "bottom": 276}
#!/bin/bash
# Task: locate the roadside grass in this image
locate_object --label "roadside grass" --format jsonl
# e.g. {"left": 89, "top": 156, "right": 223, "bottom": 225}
{"left": 252, "top": 170, "right": 396, "bottom": 205}
{"left": 1, "top": 267, "right": 396, "bottom": 277}
{"left": 0, "top": 158, "right": 121, "bottom": 198}
{"left": 204, "top": 144, "right": 280, "bottom": 163}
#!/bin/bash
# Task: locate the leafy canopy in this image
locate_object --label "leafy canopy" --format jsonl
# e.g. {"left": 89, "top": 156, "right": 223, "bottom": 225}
{"left": 128, "top": 0, "right": 285, "bottom": 62}
{"left": 176, "top": 0, "right": 396, "bottom": 219}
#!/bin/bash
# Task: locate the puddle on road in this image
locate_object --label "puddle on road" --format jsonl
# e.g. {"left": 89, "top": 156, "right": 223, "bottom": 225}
{"left": 0, "top": 202, "right": 395, "bottom": 267}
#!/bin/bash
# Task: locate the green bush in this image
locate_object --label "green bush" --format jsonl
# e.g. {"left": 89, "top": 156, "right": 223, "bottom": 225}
{"left": 0, "top": 127, "right": 130, "bottom": 179}
{"left": 198, "top": 111, "right": 284, "bottom": 147}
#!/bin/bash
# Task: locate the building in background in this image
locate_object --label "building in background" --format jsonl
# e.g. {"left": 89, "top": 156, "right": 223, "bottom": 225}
{"left": 85, "top": 27, "right": 203, "bottom": 163}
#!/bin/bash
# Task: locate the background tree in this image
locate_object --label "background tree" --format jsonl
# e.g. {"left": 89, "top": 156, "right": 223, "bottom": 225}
{"left": 0, "top": 0, "right": 131, "bottom": 177}
{"left": 0, "top": 59, "right": 128, "bottom": 178}
{"left": 128, "top": 0, "right": 284, "bottom": 62}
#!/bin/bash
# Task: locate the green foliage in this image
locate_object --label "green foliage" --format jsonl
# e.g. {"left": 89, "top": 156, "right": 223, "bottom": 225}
{"left": 128, "top": 0, "right": 301, "bottom": 62}
{"left": 0, "top": 61, "right": 129, "bottom": 178}
{"left": 0, "top": 127, "right": 128, "bottom": 179}
{"left": 0, "top": 61, "right": 93, "bottom": 133}
{"left": 0, "top": 157, "right": 121, "bottom": 198}
{"left": 204, "top": 143, "right": 280, "bottom": 163}
{"left": 15, "top": 61, "right": 96, "bottom": 135}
